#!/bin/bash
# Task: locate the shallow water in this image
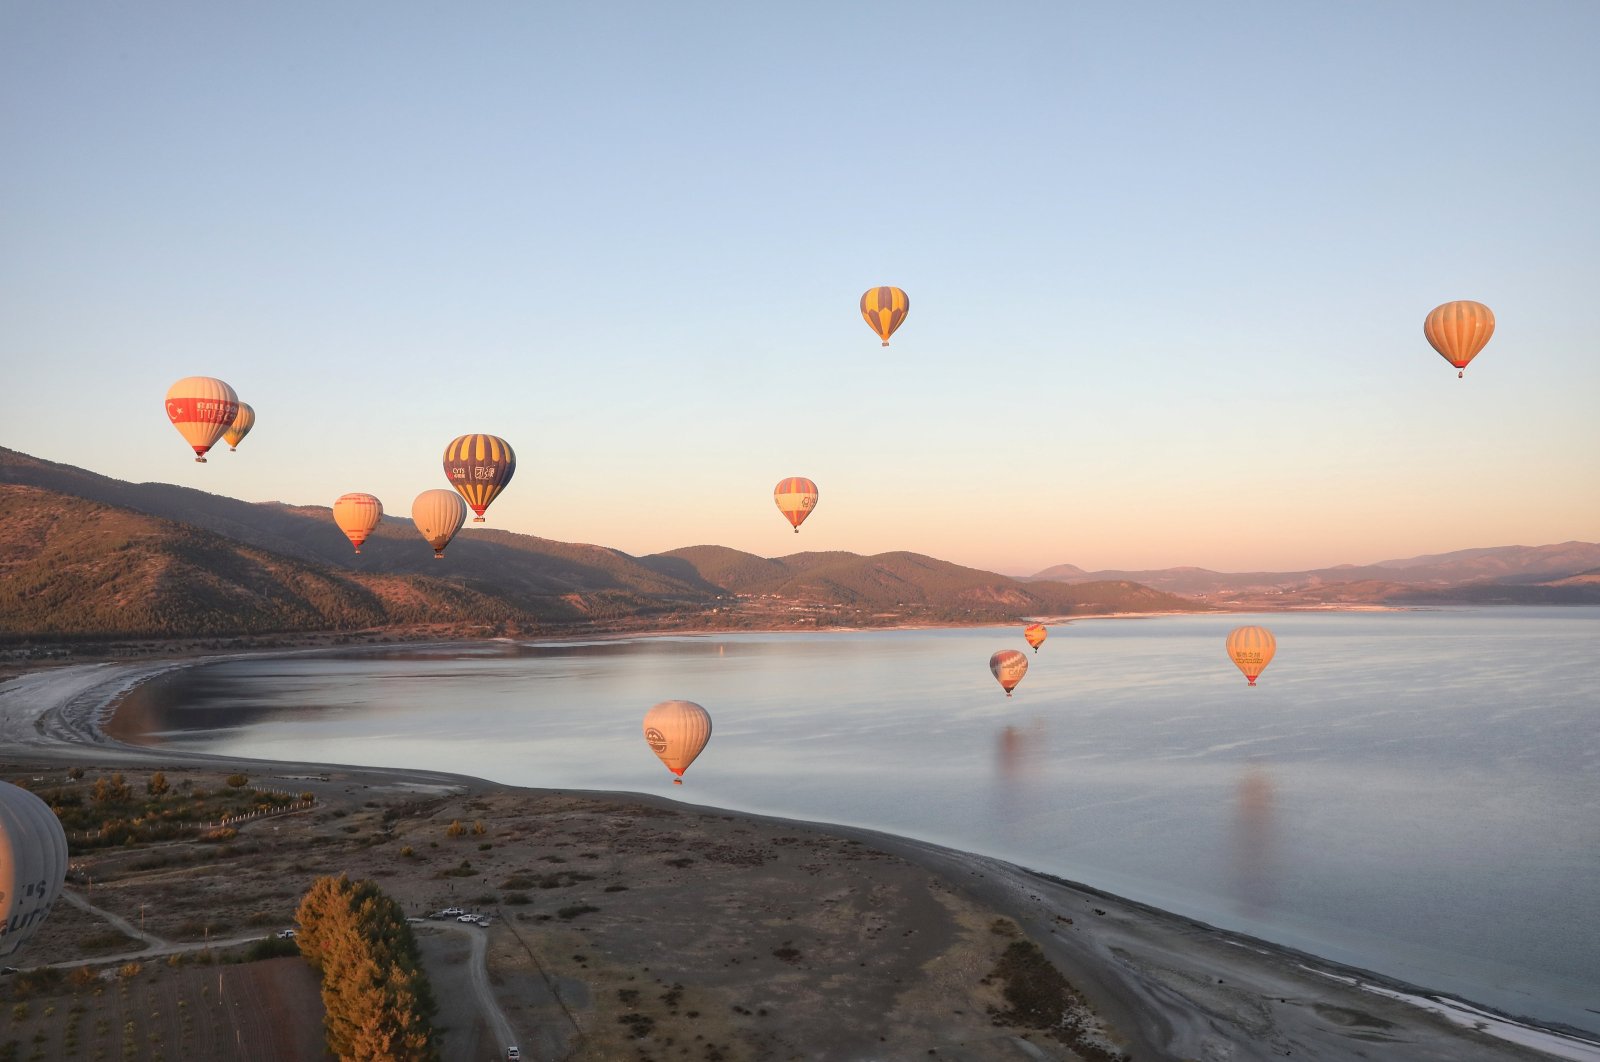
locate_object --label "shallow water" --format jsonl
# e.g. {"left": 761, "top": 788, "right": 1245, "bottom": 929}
{"left": 111, "top": 608, "right": 1600, "bottom": 1035}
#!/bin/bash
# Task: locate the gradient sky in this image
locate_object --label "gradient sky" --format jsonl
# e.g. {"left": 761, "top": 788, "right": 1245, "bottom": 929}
{"left": 3, "top": 2, "right": 1596, "bottom": 576}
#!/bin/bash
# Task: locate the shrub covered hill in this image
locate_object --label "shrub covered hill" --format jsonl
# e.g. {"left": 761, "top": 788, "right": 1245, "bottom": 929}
{"left": 0, "top": 447, "right": 1206, "bottom": 642}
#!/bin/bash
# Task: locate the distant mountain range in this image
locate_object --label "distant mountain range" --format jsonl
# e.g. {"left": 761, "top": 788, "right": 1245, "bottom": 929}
{"left": 0, "top": 447, "right": 1203, "bottom": 641}
{"left": 1029, "top": 541, "right": 1600, "bottom": 607}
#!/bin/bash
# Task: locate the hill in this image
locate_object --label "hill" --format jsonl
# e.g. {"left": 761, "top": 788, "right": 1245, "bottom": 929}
{"left": 646, "top": 546, "right": 1206, "bottom": 622}
{"left": 0, "top": 447, "right": 1204, "bottom": 642}
{"left": 1029, "top": 542, "right": 1600, "bottom": 607}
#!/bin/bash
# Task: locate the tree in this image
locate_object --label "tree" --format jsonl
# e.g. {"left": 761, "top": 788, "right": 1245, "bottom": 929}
{"left": 147, "top": 772, "right": 169, "bottom": 797}
{"left": 295, "top": 875, "right": 439, "bottom": 1062}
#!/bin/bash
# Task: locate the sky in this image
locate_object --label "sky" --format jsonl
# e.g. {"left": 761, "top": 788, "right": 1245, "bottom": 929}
{"left": 2, "top": 2, "right": 1596, "bottom": 576}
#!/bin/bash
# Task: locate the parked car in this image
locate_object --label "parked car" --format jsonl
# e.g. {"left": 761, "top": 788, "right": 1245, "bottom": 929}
{"left": 507, "top": 1048, "right": 520, "bottom": 1061}
{"left": 276, "top": 929, "right": 297, "bottom": 939}
{"left": 441, "top": 907, "right": 465, "bottom": 916}
{"left": 457, "top": 914, "right": 478, "bottom": 923}
{"left": 405, "top": 916, "right": 425, "bottom": 925}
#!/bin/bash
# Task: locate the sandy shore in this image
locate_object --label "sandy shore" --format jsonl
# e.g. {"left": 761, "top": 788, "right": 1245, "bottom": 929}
{"left": 4, "top": 657, "right": 1598, "bottom": 1061}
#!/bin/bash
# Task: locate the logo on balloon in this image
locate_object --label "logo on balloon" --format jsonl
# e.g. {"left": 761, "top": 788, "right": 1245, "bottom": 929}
{"left": 645, "top": 727, "right": 667, "bottom": 754}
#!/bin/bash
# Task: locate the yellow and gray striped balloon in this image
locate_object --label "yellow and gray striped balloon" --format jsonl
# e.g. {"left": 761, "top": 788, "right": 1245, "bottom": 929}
{"left": 860, "top": 286, "right": 909, "bottom": 346}
{"left": 442, "top": 434, "right": 516, "bottom": 522}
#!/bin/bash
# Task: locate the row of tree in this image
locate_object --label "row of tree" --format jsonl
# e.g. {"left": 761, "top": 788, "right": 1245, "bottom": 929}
{"left": 296, "top": 875, "right": 439, "bottom": 1061}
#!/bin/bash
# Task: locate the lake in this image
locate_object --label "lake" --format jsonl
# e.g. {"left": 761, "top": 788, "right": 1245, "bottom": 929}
{"left": 109, "top": 608, "right": 1600, "bottom": 1036}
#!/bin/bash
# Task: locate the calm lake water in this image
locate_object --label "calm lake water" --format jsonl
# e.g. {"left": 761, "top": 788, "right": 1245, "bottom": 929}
{"left": 111, "top": 608, "right": 1600, "bottom": 1035}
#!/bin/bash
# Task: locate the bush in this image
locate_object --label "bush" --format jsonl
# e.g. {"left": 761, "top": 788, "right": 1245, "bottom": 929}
{"left": 225, "top": 774, "right": 248, "bottom": 789}
{"left": 557, "top": 905, "right": 599, "bottom": 920}
{"left": 245, "top": 937, "right": 300, "bottom": 961}
{"left": 445, "top": 820, "right": 464, "bottom": 838}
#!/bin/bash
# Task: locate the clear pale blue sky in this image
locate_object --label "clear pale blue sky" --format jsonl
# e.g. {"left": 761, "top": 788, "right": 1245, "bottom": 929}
{"left": 3, "top": 2, "right": 1596, "bottom": 575}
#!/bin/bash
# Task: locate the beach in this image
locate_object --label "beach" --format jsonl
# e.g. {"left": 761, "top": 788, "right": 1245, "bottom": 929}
{"left": 3, "top": 654, "right": 1598, "bottom": 1061}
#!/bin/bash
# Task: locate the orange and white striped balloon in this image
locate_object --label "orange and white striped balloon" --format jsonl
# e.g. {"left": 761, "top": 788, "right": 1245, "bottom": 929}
{"left": 774, "top": 477, "right": 819, "bottom": 532}
{"left": 1024, "top": 623, "right": 1048, "bottom": 652}
{"left": 1226, "top": 626, "right": 1277, "bottom": 686}
{"left": 223, "top": 403, "right": 255, "bottom": 451}
{"left": 332, "top": 493, "right": 383, "bottom": 554}
{"left": 1424, "top": 300, "right": 1495, "bottom": 378}
{"left": 643, "top": 700, "right": 713, "bottom": 785}
{"left": 164, "top": 377, "right": 239, "bottom": 462}
{"left": 990, "top": 649, "right": 1029, "bottom": 697}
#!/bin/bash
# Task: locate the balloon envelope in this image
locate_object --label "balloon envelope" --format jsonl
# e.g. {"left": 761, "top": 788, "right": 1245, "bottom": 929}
{"left": 773, "top": 477, "right": 819, "bottom": 532}
{"left": 990, "top": 649, "right": 1029, "bottom": 696}
{"left": 1424, "top": 300, "right": 1495, "bottom": 378}
{"left": 1024, "top": 623, "right": 1048, "bottom": 652}
{"left": 164, "top": 377, "right": 239, "bottom": 462}
{"left": 443, "top": 435, "right": 516, "bottom": 522}
{"left": 0, "top": 781, "right": 69, "bottom": 959}
{"left": 332, "top": 493, "right": 383, "bottom": 554}
{"left": 412, "top": 489, "right": 468, "bottom": 558}
{"left": 223, "top": 403, "right": 255, "bottom": 451}
{"left": 643, "top": 700, "right": 713, "bottom": 784}
{"left": 1226, "top": 626, "right": 1277, "bottom": 686}
{"left": 860, "top": 286, "right": 909, "bottom": 346}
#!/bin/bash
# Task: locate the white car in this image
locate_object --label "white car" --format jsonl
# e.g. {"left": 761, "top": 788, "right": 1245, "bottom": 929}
{"left": 507, "top": 1049, "right": 520, "bottom": 1061}
{"left": 441, "top": 907, "right": 465, "bottom": 917}
{"left": 276, "top": 929, "right": 297, "bottom": 939}
{"left": 457, "top": 914, "right": 479, "bottom": 923}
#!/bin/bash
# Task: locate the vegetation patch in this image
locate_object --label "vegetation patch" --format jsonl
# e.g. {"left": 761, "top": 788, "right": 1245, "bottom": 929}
{"left": 985, "top": 939, "right": 1127, "bottom": 1061}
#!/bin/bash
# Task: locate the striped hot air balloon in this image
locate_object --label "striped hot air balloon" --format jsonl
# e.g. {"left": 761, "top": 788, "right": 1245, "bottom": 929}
{"left": 990, "top": 649, "right": 1029, "bottom": 697}
{"left": 1226, "top": 626, "right": 1277, "bottom": 686}
{"left": 332, "top": 493, "right": 383, "bottom": 554}
{"left": 773, "top": 477, "right": 819, "bottom": 532}
{"left": 1024, "top": 623, "right": 1048, "bottom": 653}
{"left": 860, "top": 286, "right": 909, "bottom": 346}
{"left": 643, "top": 700, "right": 713, "bottom": 785}
{"left": 223, "top": 403, "right": 256, "bottom": 452}
{"left": 412, "top": 489, "right": 468, "bottom": 558}
{"left": 442, "top": 434, "right": 516, "bottom": 522}
{"left": 164, "top": 377, "right": 240, "bottom": 462}
{"left": 1424, "top": 301, "right": 1495, "bottom": 379}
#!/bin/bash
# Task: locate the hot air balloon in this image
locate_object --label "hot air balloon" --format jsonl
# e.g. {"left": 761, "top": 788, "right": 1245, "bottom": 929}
{"left": 223, "top": 403, "right": 255, "bottom": 452}
{"left": 860, "top": 286, "right": 909, "bottom": 346}
{"left": 164, "top": 377, "right": 240, "bottom": 462}
{"left": 990, "top": 649, "right": 1029, "bottom": 697}
{"left": 1024, "top": 623, "right": 1048, "bottom": 653}
{"left": 1424, "top": 300, "right": 1495, "bottom": 378}
{"left": 412, "top": 489, "right": 468, "bottom": 558}
{"left": 1226, "top": 626, "right": 1277, "bottom": 686}
{"left": 774, "top": 477, "right": 819, "bottom": 533}
{"left": 642, "top": 700, "right": 713, "bottom": 785}
{"left": 0, "top": 781, "right": 69, "bottom": 959}
{"left": 443, "top": 434, "right": 516, "bottom": 522}
{"left": 332, "top": 493, "right": 383, "bottom": 554}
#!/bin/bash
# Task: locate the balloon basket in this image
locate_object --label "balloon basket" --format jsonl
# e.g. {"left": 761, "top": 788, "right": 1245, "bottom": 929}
{"left": 672, "top": 778, "right": 682, "bottom": 786}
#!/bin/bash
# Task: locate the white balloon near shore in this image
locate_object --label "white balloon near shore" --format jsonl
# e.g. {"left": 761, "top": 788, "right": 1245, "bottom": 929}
{"left": 643, "top": 700, "right": 713, "bottom": 785}
{"left": 0, "top": 780, "right": 69, "bottom": 958}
